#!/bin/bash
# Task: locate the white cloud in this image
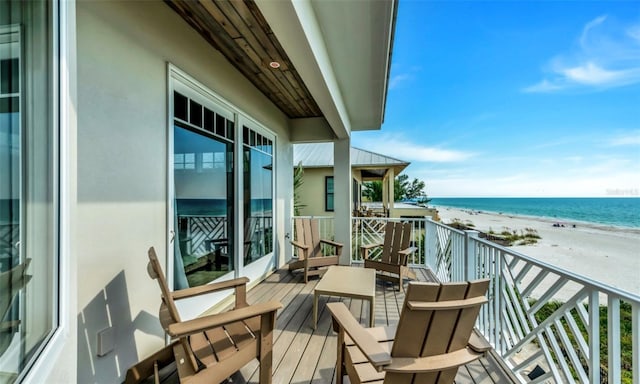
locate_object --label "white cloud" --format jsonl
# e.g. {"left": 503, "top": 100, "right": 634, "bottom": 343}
{"left": 608, "top": 131, "right": 640, "bottom": 146}
{"left": 411, "top": 152, "right": 640, "bottom": 197}
{"left": 524, "top": 16, "right": 640, "bottom": 93}
{"left": 523, "top": 79, "right": 563, "bottom": 93}
{"left": 424, "top": 167, "right": 640, "bottom": 197}
{"left": 580, "top": 15, "right": 607, "bottom": 47}
{"left": 389, "top": 73, "right": 411, "bottom": 89}
{"left": 562, "top": 62, "right": 638, "bottom": 85}
{"left": 356, "top": 135, "right": 475, "bottom": 163}
{"left": 627, "top": 25, "right": 640, "bottom": 42}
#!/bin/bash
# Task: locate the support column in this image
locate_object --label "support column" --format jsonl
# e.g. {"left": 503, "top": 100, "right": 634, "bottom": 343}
{"left": 382, "top": 172, "right": 388, "bottom": 209}
{"left": 386, "top": 168, "right": 395, "bottom": 217}
{"left": 333, "top": 139, "right": 352, "bottom": 265}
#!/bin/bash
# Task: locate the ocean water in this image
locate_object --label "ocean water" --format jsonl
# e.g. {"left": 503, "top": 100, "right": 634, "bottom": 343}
{"left": 176, "top": 198, "right": 272, "bottom": 216}
{"left": 429, "top": 197, "right": 640, "bottom": 229}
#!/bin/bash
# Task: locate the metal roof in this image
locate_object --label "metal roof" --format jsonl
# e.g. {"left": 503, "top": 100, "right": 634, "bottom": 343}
{"left": 293, "top": 143, "right": 409, "bottom": 176}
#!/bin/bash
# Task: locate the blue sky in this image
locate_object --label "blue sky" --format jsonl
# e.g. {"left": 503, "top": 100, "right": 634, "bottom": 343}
{"left": 352, "top": 1, "right": 640, "bottom": 197}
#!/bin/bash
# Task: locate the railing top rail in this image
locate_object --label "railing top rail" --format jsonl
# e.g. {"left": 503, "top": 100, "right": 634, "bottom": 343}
{"left": 426, "top": 218, "right": 640, "bottom": 303}
{"left": 294, "top": 216, "right": 428, "bottom": 223}
{"left": 293, "top": 215, "right": 334, "bottom": 220}
{"left": 352, "top": 216, "right": 428, "bottom": 223}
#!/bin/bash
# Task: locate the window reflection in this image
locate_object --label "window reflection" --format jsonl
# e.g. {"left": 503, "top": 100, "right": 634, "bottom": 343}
{"left": 173, "top": 92, "right": 235, "bottom": 289}
{"left": 243, "top": 126, "right": 273, "bottom": 265}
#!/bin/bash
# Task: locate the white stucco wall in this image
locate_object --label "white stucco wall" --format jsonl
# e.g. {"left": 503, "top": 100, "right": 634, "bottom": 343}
{"left": 73, "top": 2, "right": 291, "bottom": 382}
{"left": 298, "top": 167, "right": 334, "bottom": 217}
{"left": 297, "top": 167, "right": 360, "bottom": 218}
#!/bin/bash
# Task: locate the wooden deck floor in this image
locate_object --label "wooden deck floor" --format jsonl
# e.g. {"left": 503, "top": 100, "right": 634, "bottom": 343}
{"left": 159, "top": 267, "right": 517, "bottom": 384}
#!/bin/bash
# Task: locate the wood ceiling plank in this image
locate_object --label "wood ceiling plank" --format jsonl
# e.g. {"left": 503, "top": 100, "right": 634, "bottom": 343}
{"left": 281, "top": 69, "right": 318, "bottom": 116}
{"left": 199, "top": 0, "right": 242, "bottom": 39}
{"left": 213, "top": 1, "right": 305, "bottom": 115}
{"left": 256, "top": 73, "right": 300, "bottom": 115}
{"left": 166, "top": 0, "right": 319, "bottom": 118}
{"left": 230, "top": 1, "right": 289, "bottom": 69}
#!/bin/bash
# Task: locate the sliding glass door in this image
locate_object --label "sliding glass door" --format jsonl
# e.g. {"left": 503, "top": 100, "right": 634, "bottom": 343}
{"left": 0, "top": 1, "right": 58, "bottom": 380}
{"left": 170, "top": 70, "right": 276, "bottom": 291}
{"left": 172, "top": 89, "right": 235, "bottom": 289}
{"left": 242, "top": 124, "right": 275, "bottom": 274}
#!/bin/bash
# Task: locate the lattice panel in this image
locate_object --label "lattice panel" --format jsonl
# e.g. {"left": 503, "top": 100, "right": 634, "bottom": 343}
{"left": 186, "top": 216, "right": 226, "bottom": 256}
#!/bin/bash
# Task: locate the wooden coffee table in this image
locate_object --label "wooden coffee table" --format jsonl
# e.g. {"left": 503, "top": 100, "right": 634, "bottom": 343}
{"left": 313, "top": 266, "right": 375, "bottom": 329}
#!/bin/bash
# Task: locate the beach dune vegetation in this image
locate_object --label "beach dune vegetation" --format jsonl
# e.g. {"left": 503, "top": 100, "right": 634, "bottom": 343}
{"left": 446, "top": 220, "right": 540, "bottom": 246}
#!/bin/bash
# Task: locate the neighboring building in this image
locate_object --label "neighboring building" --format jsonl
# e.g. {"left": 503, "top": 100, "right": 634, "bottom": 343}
{"left": 293, "top": 143, "right": 438, "bottom": 219}
{"left": 0, "top": 1, "right": 396, "bottom": 382}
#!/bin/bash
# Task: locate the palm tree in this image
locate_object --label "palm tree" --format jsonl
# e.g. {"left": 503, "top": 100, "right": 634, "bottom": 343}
{"left": 293, "top": 162, "right": 305, "bottom": 215}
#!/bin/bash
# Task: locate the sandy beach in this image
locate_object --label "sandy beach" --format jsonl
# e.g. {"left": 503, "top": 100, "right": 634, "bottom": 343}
{"left": 436, "top": 207, "right": 640, "bottom": 299}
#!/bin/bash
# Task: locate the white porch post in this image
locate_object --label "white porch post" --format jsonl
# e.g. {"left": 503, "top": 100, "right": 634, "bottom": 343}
{"left": 333, "top": 139, "right": 352, "bottom": 265}
{"left": 386, "top": 168, "right": 395, "bottom": 217}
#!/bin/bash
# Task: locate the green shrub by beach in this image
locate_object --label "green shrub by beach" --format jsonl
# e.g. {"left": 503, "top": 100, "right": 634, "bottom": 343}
{"left": 447, "top": 218, "right": 474, "bottom": 229}
{"left": 500, "top": 227, "right": 540, "bottom": 246}
{"left": 447, "top": 220, "right": 540, "bottom": 246}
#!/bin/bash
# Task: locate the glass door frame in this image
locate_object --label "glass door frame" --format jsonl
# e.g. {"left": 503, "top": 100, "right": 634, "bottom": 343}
{"left": 236, "top": 115, "right": 276, "bottom": 281}
{"left": 167, "top": 65, "right": 276, "bottom": 316}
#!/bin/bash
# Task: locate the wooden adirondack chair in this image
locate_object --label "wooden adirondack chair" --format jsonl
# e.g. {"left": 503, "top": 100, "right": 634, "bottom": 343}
{"left": 125, "top": 247, "right": 282, "bottom": 384}
{"left": 362, "top": 221, "right": 417, "bottom": 292}
{"left": 327, "top": 279, "right": 491, "bottom": 384}
{"left": 289, "top": 218, "right": 343, "bottom": 283}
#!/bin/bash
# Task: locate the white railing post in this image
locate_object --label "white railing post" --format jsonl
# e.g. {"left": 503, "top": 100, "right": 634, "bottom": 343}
{"left": 425, "top": 218, "right": 437, "bottom": 271}
{"left": 608, "top": 297, "right": 620, "bottom": 384}
{"left": 493, "top": 250, "right": 503, "bottom": 354}
{"left": 589, "top": 290, "right": 600, "bottom": 384}
{"left": 464, "top": 230, "right": 479, "bottom": 281}
{"left": 633, "top": 302, "right": 640, "bottom": 384}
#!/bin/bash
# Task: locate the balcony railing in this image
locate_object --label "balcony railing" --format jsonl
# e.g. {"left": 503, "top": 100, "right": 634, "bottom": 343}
{"left": 291, "top": 216, "right": 640, "bottom": 383}
{"left": 424, "top": 218, "right": 639, "bottom": 384}
{"left": 292, "top": 216, "right": 426, "bottom": 264}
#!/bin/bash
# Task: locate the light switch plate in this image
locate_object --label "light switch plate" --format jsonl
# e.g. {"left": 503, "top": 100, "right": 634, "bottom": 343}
{"left": 97, "top": 327, "right": 115, "bottom": 357}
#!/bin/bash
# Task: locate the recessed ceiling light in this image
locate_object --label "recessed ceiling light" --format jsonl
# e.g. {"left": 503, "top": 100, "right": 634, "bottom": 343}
{"left": 269, "top": 61, "right": 281, "bottom": 69}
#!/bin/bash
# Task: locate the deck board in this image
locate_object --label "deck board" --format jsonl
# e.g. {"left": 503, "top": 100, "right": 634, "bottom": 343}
{"left": 155, "top": 266, "right": 516, "bottom": 384}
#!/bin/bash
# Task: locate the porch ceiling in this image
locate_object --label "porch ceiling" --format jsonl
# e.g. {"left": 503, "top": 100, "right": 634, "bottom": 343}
{"left": 165, "top": 0, "right": 397, "bottom": 139}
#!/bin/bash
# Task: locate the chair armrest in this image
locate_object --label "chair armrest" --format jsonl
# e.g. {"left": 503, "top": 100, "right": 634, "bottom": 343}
{"left": 167, "top": 300, "right": 282, "bottom": 338}
{"left": 290, "top": 240, "right": 309, "bottom": 250}
{"left": 360, "top": 243, "right": 382, "bottom": 260}
{"left": 320, "top": 239, "right": 343, "bottom": 248}
{"left": 385, "top": 347, "right": 483, "bottom": 373}
{"left": 397, "top": 246, "right": 417, "bottom": 256}
{"left": 398, "top": 246, "right": 417, "bottom": 264}
{"left": 407, "top": 296, "right": 487, "bottom": 311}
{"left": 171, "top": 277, "right": 249, "bottom": 300}
{"left": 468, "top": 330, "right": 492, "bottom": 353}
{"left": 361, "top": 243, "right": 382, "bottom": 251}
{"left": 326, "top": 302, "right": 391, "bottom": 369}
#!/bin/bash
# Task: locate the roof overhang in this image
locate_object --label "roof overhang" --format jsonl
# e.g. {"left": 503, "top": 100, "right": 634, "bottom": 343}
{"left": 256, "top": 0, "right": 397, "bottom": 138}
{"left": 166, "top": 0, "right": 397, "bottom": 141}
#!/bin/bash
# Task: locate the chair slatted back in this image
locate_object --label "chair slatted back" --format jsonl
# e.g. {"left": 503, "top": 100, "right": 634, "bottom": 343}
{"left": 380, "top": 222, "right": 411, "bottom": 265}
{"left": 388, "top": 279, "right": 490, "bottom": 384}
{"left": 294, "top": 218, "right": 323, "bottom": 260}
{"left": 147, "top": 247, "right": 200, "bottom": 373}
{"left": 147, "top": 248, "right": 181, "bottom": 324}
